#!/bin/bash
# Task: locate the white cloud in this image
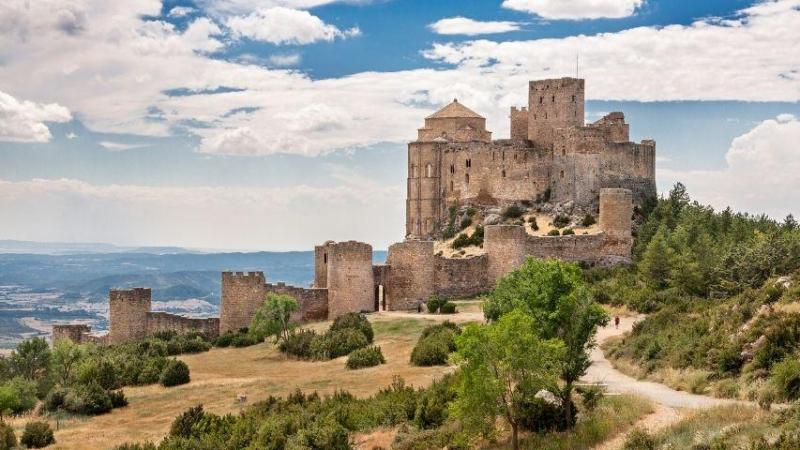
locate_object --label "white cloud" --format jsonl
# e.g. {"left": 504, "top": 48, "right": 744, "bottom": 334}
{"left": 66, "top": 132, "right": 77, "bottom": 139}
{"left": 168, "top": 6, "right": 195, "bottom": 17}
{"left": 429, "top": 17, "right": 522, "bottom": 36}
{"left": 502, "top": 0, "right": 643, "bottom": 20}
{"left": 268, "top": 53, "right": 302, "bottom": 67}
{"left": 660, "top": 114, "right": 800, "bottom": 219}
{"left": 197, "top": 0, "right": 375, "bottom": 17}
{"left": 0, "top": 90, "right": 72, "bottom": 143}
{"left": 181, "top": 18, "right": 225, "bottom": 53}
{"left": 0, "top": 177, "right": 404, "bottom": 250}
{"left": 98, "top": 141, "right": 147, "bottom": 151}
{"left": 226, "top": 7, "right": 360, "bottom": 45}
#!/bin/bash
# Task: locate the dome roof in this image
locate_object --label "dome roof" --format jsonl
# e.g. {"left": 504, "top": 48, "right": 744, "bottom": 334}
{"left": 426, "top": 99, "right": 483, "bottom": 120}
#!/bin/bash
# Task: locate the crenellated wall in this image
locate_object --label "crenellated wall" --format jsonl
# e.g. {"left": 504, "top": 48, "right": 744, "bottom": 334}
{"left": 146, "top": 313, "right": 220, "bottom": 339}
{"left": 220, "top": 271, "right": 267, "bottom": 333}
{"left": 434, "top": 254, "right": 489, "bottom": 298}
{"left": 265, "top": 282, "right": 329, "bottom": 322}
{"left": 325, "top": 241, "right": 375, "bottom": 317}
{"left": 385, "top": 240, "right": 435, "bottom": 310}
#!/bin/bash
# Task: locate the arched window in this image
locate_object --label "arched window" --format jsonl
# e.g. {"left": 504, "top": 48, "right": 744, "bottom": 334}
{"left": 465, "top": 173, "right": 470, "bottom": 184}
{"left": 426, "top": 163, "right": 433, "bottom": 178}
{"left": 323, "top": 253, "right": 327, "bottom": 264}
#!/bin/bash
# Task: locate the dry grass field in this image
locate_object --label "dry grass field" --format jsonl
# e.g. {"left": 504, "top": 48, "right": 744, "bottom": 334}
{"left": 40, "top": 314, "right": 461, "bottom": 450}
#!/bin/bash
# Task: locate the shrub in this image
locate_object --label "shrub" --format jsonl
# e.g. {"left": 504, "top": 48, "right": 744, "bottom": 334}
{"left": 0, "top": 377, "right": 37, "bottom": 415}
{"left": 413, "top": 374, "right": 456, "bottom": 430}
{"left": 109, "top": 390, "right": 128, "bottom": 408}
{"left": 279, "top": 329, "right": 318, "bottom": 359}
{"left": 421, "top": 321, "right": 460, "bottom": 339}
{"left": 43, "top": 387, "right": 66, "bottom": 412}
{"left": 562, "top": 228, "right": 575, "bottom": 235}
{"left": 346, "top": 346, "right": 385, "bottom": 369}
{"left": 623, "top": 428, "right": 656, "bottom": 450}
{"left": 451, "top": 233, "right": 470, "bottom": 249}
{"left": 214, "top": 332, "right": 234, "bottom": 347}
{"left": 770, "top": 358, "right": 800, "bottom": 401}
{"left": 528, "top": 216, "right": 539, "bottom": 231}
{"left": 502, "top": 205, "right": 524, "bottom": 220}
{"left": 160, "top": 360, "right": 190, "bottom": 387}
{"left": 63, "top": 382, "right": 113, "bottom": 415}
{"left": 581, "top": 214, "right": 597, "bottom": 227}
{"left": 231, "top": 333, "right": 260, "bottom": 348}
{"left": 20, "top": 421, "right": 54, "bottom": 448}
{"left": 553, "top": 215, "right": 570, "bottom": 228}
{"left": 547, "top": 229, "right": 561, "bottom": 236}
{"left": 577, "top": 384, "right": 604, "bottom": 412}
{"left": 137, "top": 357, "right": 167, "bottom": 385}
{"left": 0, "top": 421, "right": 16, "bottom": 450}
{"left": 311, "top": 329, "right": 368, "bottom": 360}
{"left": 459, "top": 216, "right": 471, "bottom": 230}
{"left": 170, "top": 405, "right": 205, "bottom": 438}
{"left": 514, "top": 394, "right": 575, "bottom": 433}
{"left": 330, "top": 313, "right": 374, "bottom": 343}
{"left": 439, "top": 302, "right": 457, "bottom": 314}
{"left": 426, "top": 296, "right": 442, "bottom": 314}
{"left": 712, "top": 379, "right": 740, "bottom": 399}
{"left": 410, "top": 326, "right": 458, "bottom": 367}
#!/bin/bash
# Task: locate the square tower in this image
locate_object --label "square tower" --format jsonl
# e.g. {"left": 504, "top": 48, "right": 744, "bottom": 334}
{"left": 528, "top": 78, "right": 585, "bottom": 148}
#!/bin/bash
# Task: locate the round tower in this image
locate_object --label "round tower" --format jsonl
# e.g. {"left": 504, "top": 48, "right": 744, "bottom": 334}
{"left": 385, "top": 240, "right": 435, "bottom": 311}
{"left": 109, "top": 288, "right": 151, "bottom": 344}
{"left": 326, "top": 241, "right": 374, "bottom": 318}
{"left": 484, "top": 225, "right": 528, "bottom": 285}
{"left": 599, "top": 188, "right": 633, "bottom": 257}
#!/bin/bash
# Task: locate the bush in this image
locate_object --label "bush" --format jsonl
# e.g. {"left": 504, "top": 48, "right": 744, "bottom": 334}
{"left": 0, "top": 421, "right": 16, "bottom": 450}
{"left": 20, "top": 421, "right": 54, "bottom": 448}
{"left": 63, "top": 382, "right": 113, "bottom": 415}
{"left": 43, "top": 387, "right": 66, "bottom": 412}
{"left": 553, "top": 215, "right": 570, "bottom": 228}
{"left": 137, "top": 357, "right": 167, "bottom": 385}
{"left": 581, "top": 214, "right": 597, "bottom": 227}
{"left": 528, "top": 216, "right": 539, "bottom": 231}
{"left": 330, "top": 313, "right": 374, "bottom": 343}
{"left": 623, "top": 427, "right": 656, "bottom": 450}
{"left": 459, "top": 216, "right": 471, "bottom": 229}
{"left": 0, "top": 377, "right": 38, "bottom": 415}
{"left": 502, "top": 205, "right": 524, "bottom": 220}
{"left": 170, "top": 405, "right": 205, "bottom": 438}
{"left": 439, "top": 302, "right": 457, "bottom": 314}
{"left": 279, "top": 329, "right": 318, "bottom": 359}
{"left": 562, "top": 228, "right": 575, "bottom": 235}
{"left": 160, "top": 360, "right": 190, "bottom": 387}
{"left": 109, "top": 390, "right": 128, "bottom": 408}
{"left": 547, "top": 229, "right": 561, "bottom": 236}
{"left": 421, "top": 321, "right": 460, "bottom": 339}
{"left": 214, "top": 332, "right": 234, "bottom": 347}
{"left": 770, "top": 358, "right": 800, "bottom": 401}
{"left": 311, "top": 329, "right": 369, "bottom": 360}
{"left": 410, "top": 326, "right": 459, "bottom": 367}
{"left": 231, "top": 333, "right": 261, "bottom": 348}
{"left": 413, "top": 374, "right": 456, "bottom": 430}
{"left": 514, "top": 394, "right": 575, "bottom": 433}
{"left": 452, "top": 226, "right": 484, "bottom": 249}
{"left": 577, "top": 384, "right": 604, "bottom": 412}
{"left": 346, "top": 346, "right": 385, "bottom": 369}
{"left": 426, "top": 296, "right": 442, "bottom": 313}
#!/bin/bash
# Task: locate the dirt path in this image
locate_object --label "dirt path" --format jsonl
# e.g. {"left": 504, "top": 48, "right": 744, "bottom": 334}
{"left": 593, "top": 403, "right": 683, "bottom": 450}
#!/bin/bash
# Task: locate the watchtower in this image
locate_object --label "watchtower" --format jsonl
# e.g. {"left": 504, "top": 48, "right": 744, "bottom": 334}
{"left": 109, "top": 288, "right": 151, "bottom": 344}
{"left": 219, "top": 272, "right": 267, "bottom": 333}
{"left": 599, "top": 188, "right": 634, "bottom": 257}
{"left": 326, "top": 241, "right": 375, "bottom": 318}
{"left": 528, "top": 78, "right": 585, "bottom": 148}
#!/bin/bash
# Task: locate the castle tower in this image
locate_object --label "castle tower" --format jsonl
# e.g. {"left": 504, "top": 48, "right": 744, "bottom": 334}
{"left": 313, "top": 241, "right": 334, "bottom": 288}
{"left": 219, "top": 272, "right": 267, "bottom": 333}
{"left": 384, "top": 240, "right": 435, "bottom": 310}
{"left": 406, "top": 140, "right": 444, "bottom": 239}
{"left": 528, "top": 78, "right": 585, "bottom": 148}
{"left": 510, "top": 106, "right": 529, "bottom": 140}
{"left": 326, "top": 241, "right": 375, "bottom": 318}
{"left": 109, "top": 288, "right": 151, "bottom": 344}
{"left": 484, "top": 225, "right": 528, "bottom": 284}
{"left": 599, "top": 188, "right": 633, "bottom": 257}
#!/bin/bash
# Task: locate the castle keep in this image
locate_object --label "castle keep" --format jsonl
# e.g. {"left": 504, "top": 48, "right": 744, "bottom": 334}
{"left": 54, "top": 78, "right": 653, "bottom": 345}
{"left": 407, "top": 77, "right": 655, "bottom": 239}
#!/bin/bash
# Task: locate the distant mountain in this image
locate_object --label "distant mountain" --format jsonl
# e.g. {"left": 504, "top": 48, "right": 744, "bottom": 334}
{"left": 0, "top": 240, "right": 196, "bottom": 255}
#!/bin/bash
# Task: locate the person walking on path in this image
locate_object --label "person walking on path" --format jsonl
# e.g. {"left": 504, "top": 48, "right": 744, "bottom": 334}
{"left": 614, "top": 315, "right": 620, "bottom": 329}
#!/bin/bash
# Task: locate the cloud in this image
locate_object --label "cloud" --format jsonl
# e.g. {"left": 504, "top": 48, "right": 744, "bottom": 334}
{"left": 181, "top": 18, "right": 225, "bottom": 53}
{"left": 0, "top": 177, "right": 404, "bottom": 250}
{"left": 197, "top": 0, "right": 376, "bottom": 17}
{"left": 502, "top": 0, "right": 643, "bottom": 20}
{"left": 660, "top": 114, "right": 800, "bottom": 219}
{"left": 168, "top": 6, "right": 195, "bottom": 17}
{"left": 98, "top": 141, "right": 147, "bottom": 151}
{"left": 0, "top": 90, "right": 72, "bottom": 143}
{"left": 268, "top": 53, "right": 302, "bottom": 67}
{"left": 428, "top": 17, "right": 522, "bottom": 36}
{"left": 226, "top": 7, "right": 360, "bottom": 45}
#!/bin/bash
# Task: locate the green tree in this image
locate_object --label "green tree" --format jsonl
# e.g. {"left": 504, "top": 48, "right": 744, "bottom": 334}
{"left": 51, "top": 340, "right": 88, "bottom": 385}
{"left": 451, "top": 309, "right": 565, "bottom": 450}
{"left": 0, "top": 377, "right": 37, "bottom": 417}
{"left": 639, "top": 226, "right": 675, "bottom": 289}
{"left": 10, "top": 338, "right": 50, "bottom": 381}
{"left": 250, "top": 293, "right": 300, "bottom": 344}
{"left": 484, "top": 258, "right": 608, "bottom": 426}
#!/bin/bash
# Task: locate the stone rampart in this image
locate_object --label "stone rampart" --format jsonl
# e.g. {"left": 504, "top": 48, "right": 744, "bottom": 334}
{"left": 485, "top": 225, "right": 528, "bottom": 284}
{"left": 385, "top": 240, "right": 435, "bottom": 310}
{"left": 433, "top": 254, "right": 489, "bottom": 298}
{"left": 52, "top": 324, "right": 92, "bottom": 345}
{"left": 109, "top": 288, "right": 151, "bottom": 344}
{"left": 265, "top": 282, "right": 329, "bottom": 322}
{"left": 326, "top": 241, "right": 375, "bottom": 317}
{"left": 146, "top": 313, "right": 220, "bottom": 339}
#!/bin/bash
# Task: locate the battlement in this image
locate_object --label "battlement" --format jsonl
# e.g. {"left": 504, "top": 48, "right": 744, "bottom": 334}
{"left": 109, "top": 287, "right": 152, "bottom": 302}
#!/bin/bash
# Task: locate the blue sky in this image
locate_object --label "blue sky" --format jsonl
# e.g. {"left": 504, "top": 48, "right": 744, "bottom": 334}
{"left": 0, "top": 0, "right": 799, "bottom": 250}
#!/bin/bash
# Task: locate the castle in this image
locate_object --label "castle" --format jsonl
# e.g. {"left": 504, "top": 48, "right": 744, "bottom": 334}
{"left": 53, "top": 78, "right": 655, "bottom": 345}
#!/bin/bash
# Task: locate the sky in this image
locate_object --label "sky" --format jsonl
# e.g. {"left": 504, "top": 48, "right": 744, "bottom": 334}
{"left": 0, "top": 0, "right": 799, "bottom": 251}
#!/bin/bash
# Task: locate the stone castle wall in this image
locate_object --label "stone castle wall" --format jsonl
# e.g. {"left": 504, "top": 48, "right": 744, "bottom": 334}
{"left": 146, "top": 313, "right": 220, "bottom": 339}
{"left": 528, "top": 78, "right": 585, "bottom": 149}
{"left": 433, "top": 254, "right": 489, "bottom": 298}
{"left": 265, "top": 282, "right": 329, "bottom": 322}
{"left": 52, "top": 324, "right": 91, "bottom": 344}
{"left": 384, "top": 240, "right": 435, "bottom": 310}
{"left": 510, "top": 107, "right": 529, "bottom": 140}
{"left": 326, "top": 241, "right": 375, "bottom": 317}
